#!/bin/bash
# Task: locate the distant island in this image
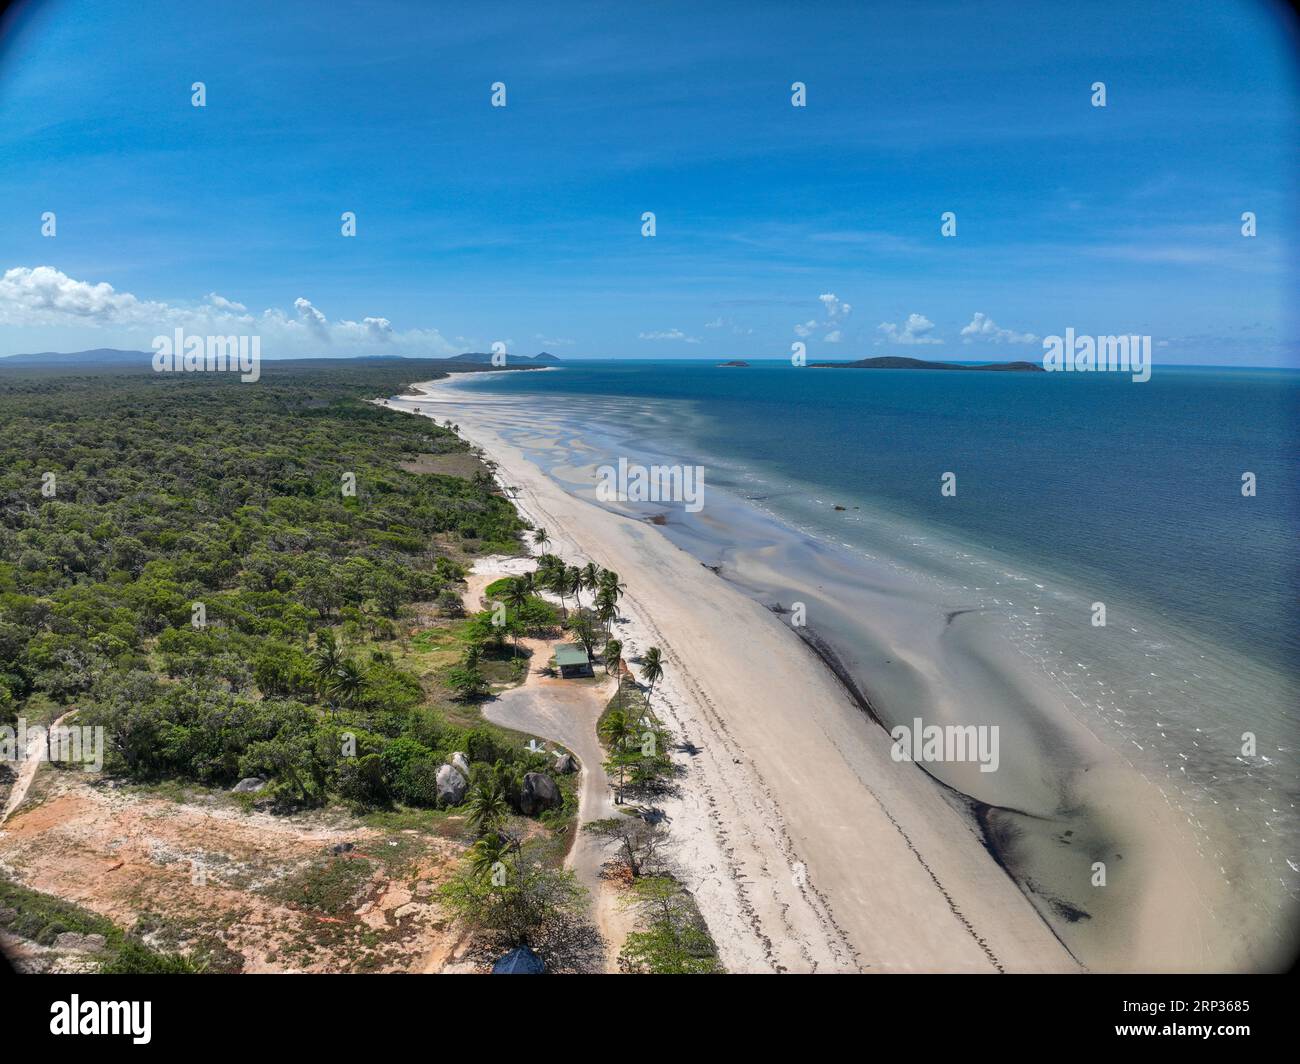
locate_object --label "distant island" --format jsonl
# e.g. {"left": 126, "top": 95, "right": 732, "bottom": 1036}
{"left": 718, "top": 360, "right": 750, "bottom": 367}
{"left": 451, "top": 351, "right": 561, "bottom": 365}
{"left": 808, "top": 356, "right": 1043, "bottom": 372}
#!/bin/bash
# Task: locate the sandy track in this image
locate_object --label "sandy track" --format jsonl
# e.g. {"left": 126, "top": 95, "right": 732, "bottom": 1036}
{"left": 0, "top": 711, "right": 76, "bottom": 827}
{"left": 462, "top": 563, "right": 636, "bottom": 970}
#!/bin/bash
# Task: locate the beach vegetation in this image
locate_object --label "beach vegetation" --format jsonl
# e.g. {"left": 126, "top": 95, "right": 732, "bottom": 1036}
{"left": 618, "top": 876, "right": 724, "bottom": 974}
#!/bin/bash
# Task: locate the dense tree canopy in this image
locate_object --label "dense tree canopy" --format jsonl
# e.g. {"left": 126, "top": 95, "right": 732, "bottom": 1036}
{"left": 0, "top": 361, "right": 536, "bottom": 809}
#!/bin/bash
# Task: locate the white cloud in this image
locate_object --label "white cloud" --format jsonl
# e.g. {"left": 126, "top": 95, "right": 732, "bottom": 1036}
{"left": 703, "top": 317, "right": 724, "bottom": 329}
{"left": 294, "top": 297, "right": 331, "bottom": 340}
{"left": 206, "top": 292, "right": 247, "bottom": 313}
{"left": 534, "top": 333, "right": 575, "bottom": 347}
{"left": 794, "top": 292, "right": 852, "bottom": 342}
{"left": 0, "top": 265, "right": 458, "bottom": 356}
{"left": 818, "top": 293, "right": 852, "bottom": 320}
{"left": 959, "top": 312, "right": 1037, "bottom": 344}
{"left": 638, "top": 328, "right": 700, "bottom": 344}
{"left": 0, "top": 266, "right": 165, "bottom": 325}
{"left": 877, "top": 313, "right": 941, "bottom": 345}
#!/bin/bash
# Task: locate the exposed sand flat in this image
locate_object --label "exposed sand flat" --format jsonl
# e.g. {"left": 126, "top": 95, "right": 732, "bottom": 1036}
{"left": 393, "top": 381, "right": 1079, "bottom": 973}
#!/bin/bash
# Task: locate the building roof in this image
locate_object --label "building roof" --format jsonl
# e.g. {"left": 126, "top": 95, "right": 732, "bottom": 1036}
{"left": 492, "top": 946, "right": 545, "bottom": 974}
{"left": 554, "top": 643, "right": 590, "bottom": 667}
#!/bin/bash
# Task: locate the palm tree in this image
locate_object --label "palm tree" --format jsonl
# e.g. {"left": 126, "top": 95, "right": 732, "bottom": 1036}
{"left": 565, "top": 565, "right": 584, "bottom": 613}
{"left": 580, "top": 562, "right": 600, "bottom": 600}
{"left": 310, "top": 629, "right": 342, "bottom": 702}
{"left": 640, "top": 646, "right": 664, "bottom": 719}
{"left": 598, "top": 569, "right": 626, "bottom": 603}
{"left": 328, "top": 658, "right": 367, "bottom": 712}
{"left": 599, "top": 705, "right": 634, "bottom": 804}
{"left": 532, "top": 527, "right": 550, "bottom": 552}
{"left": 466, "top": 775, "right": 510, "bottom": 836}
{"left": 503, "top": 578, "right": 531, "bottom": 658}
{"left": 540, "top": 559, "right": 568, "bottom": 619}
{"left": 467, "top": 830, "right": 518, "bottom": 879}
{"left": 600, "top": 634, "right": 621, "bottom": 702}
{"left": 603, "top": 639, "right": 622, "bottom": 679}
{"left": 595, "top": 589, "right": 617, "bottom": 641}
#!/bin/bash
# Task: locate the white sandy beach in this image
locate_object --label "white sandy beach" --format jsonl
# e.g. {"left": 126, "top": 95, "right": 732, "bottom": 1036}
{"left": 393, "top": 378, "right": 1085, "bottom": 973}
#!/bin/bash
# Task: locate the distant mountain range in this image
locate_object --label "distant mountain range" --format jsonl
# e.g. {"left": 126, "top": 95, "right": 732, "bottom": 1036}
{"left": 0, "top": 348, "right": 152, "bottom": 367}
{"left": 0, "top": 348, "right": 562, "bottom": 368}
{"left": 809, "top": 356, "right": 1043, "bottom": 371}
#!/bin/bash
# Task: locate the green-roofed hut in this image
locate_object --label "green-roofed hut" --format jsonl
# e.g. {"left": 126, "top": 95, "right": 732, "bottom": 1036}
{"left": 554, "top": 642, "right": 592, "bottom": 678}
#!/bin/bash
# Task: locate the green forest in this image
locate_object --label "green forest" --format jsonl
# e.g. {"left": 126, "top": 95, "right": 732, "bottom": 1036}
{"left": 0, "top": 359, "right": 556, "bottom": 813}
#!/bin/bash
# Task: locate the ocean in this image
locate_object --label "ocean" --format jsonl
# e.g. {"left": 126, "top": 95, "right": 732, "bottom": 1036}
{"left": 428, "top": 359, "right": 1300, "bottom": 969}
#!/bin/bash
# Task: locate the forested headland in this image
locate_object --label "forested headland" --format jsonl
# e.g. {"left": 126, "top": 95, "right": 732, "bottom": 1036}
{"left": 0, "top": 360, "right": 556, "bottom": 812}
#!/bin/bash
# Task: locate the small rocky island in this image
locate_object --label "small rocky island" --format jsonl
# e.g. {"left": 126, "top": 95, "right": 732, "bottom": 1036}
{"left": 718, "top": 360, "right": 750, "bottom": 367}
{"left": 808, "top": 356, "right": 1042, "bottom": 371}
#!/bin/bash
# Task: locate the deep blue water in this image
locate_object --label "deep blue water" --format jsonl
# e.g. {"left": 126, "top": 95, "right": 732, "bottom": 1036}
{"left": 465, "top": 359, "right": 1300, "bottom": 674}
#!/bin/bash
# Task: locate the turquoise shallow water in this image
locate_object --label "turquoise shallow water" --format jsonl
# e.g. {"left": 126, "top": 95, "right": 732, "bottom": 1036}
{"left": 465, "top": 359, "right": 1300, "bottom": 671}
{"left": 439, "top": 359, "right": 1300, "bottom": 965}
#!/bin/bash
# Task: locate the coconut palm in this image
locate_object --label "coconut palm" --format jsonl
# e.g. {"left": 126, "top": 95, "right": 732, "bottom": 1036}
{"left": 565, "top": 565, "right": 584, "bottom": 612}
{"left": 467, "top": 830, "right": 518, "bottom": 879}
{"left": 538, "top": 558, "right": 568, "bottom": 618}
{"left": 580, "top": 562, "right": 600, "bottom": 600}
{"left": 599, "top": 705, "right": 634, "bottom": 804}
{"left": 466, "top": 775, "right": 510, "bottom": 836}
{"left": 595, "top": 588, "right": 617, "bottom": 641}
{"left": 532, "top": 527, "right": 550, "bottom": 552}
{"left": 598, "top": 569, "right": 626, "bottom": 602}
{"left": 503, "top": 577, "right": 531, "bottom": 658}
{"left": 603, "top": 639, "right": 622, "bottom": 679}
{"left": 640, "top": 646, "right": 664, "bottom": 718}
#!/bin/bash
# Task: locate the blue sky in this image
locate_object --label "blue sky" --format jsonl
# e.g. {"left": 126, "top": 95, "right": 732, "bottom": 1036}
{"left": 0, "top": 0, "right": 1296, "bottom": 363}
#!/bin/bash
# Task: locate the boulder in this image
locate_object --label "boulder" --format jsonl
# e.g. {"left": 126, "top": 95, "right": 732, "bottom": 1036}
{"left": 231, "top": 777, "right": 267, "bottom": 794}
{"left": 519, "top": 772, "right": 561, "bottom": 815}
{"left": 437, "top": 764, "right": 468, "bottom": 806}
{"left": 450, "top": 751, "right": 471, "bottom": 777}
{"left": 54, "top": 932, "right": 107, "bottom": 953}
{"left": 553, "top": 753, "right": 577, "bottom": 775}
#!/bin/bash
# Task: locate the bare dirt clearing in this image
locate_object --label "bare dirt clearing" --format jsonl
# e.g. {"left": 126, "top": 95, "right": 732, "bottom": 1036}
{"left": 0, "top": 769, "right": 464, "bottom": 973}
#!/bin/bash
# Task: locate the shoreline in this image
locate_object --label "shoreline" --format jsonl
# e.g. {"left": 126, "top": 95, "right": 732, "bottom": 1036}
{"left": 397, "top": 370, "right": 1295, "bottom": 973}
{"left": 392, "top": 378, "right": 1081, "bottom": 972}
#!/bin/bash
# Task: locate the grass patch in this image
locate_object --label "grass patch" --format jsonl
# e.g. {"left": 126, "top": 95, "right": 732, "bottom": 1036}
{"left": 0, "top": 876, "right": 203, "bottom": 972}
{"left": 274, "top": 855, "right": 375, "bottom": 916}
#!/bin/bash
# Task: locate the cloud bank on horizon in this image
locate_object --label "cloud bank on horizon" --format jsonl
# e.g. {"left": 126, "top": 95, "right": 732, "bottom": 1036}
{"left": 0, "top": 0, "right": 1294, "bottom": 364}
{"left": 0, "top": 265, "right": 459, "bottom": 357}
